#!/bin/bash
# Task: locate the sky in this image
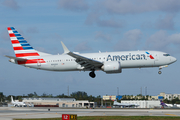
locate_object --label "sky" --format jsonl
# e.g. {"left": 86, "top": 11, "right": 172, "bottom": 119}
{"left": 0, "top": 0, "right": 180, "bottom": 97}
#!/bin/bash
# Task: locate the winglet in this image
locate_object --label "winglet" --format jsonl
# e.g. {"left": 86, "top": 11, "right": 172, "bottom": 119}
{"left": 61, "top": 41, "right": 70, "bottom": 54}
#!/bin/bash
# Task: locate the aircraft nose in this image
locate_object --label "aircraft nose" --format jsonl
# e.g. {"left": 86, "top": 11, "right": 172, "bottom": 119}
{"left": 171, "top": 57, "right": 177, "bottom": 63}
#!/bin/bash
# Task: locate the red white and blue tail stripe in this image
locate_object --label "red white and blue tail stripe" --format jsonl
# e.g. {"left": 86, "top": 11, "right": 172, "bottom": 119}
{"left": 7, "top": 27, "right": 49, "bottom": 65}
{"left": 7, "top": 27, "right": 40, "bottom": 58}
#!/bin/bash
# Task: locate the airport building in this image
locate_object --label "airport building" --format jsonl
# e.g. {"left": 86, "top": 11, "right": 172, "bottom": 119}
{"left": 103, "top": 92, "right": 180, "bottom": 101}
{"left": 103, "top": 96, "right": 116, "bottom": 100}
{"left": 22, "top": 98, "right": 96, "bottom": 108}
{"left": 158, "top": 92, "right": 180, "bottom": 100}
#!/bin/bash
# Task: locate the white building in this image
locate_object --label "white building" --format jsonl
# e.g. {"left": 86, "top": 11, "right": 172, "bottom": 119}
{"left": 121, "top": 100, "right": 161, "bottom": 108}
{"left": 103, "top": 96, "right": 116, "bottom": 100}
{"left": 22, "top": 98, "right": 96, "bottom": 108}
{"left": 158, "top": 92, "right": 180, "bottom": 100}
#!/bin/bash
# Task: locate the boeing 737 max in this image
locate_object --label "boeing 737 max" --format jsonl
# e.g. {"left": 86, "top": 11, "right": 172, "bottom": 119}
{"left": 5, "top": 27, "right": 177, "bottom": 78}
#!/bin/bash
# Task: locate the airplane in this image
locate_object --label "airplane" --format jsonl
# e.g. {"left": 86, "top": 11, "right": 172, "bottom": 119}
{"left": 174, "top": 104, "right": 180, "bottom": 108}
{"left": 113, "top": 100, "right": 139, "bottom": 107}
{"left": 11, "top": 96, "right": 26, "bottom": 107}
{"left": 160, "top": 100, "right": 173, "bottom": 108}
{"left": 5, "top": 27, "right": 177, "bottom": 78}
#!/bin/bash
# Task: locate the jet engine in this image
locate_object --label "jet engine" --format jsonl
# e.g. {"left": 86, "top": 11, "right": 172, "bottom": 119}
{"left": 101, "top": 61, "right": 122, "bottom": 73}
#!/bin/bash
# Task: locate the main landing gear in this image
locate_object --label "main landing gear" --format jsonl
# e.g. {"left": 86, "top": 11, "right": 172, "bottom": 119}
{"left": 158, "top": 66, "right": 168, "bottom": 75}
{"left": 89, "top": 71, "right": 96, "bottom": 78}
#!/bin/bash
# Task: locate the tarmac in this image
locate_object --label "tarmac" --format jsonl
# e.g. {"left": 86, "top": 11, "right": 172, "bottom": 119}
{"left": 0, "top": 107, "right": 180, "bottom": 120}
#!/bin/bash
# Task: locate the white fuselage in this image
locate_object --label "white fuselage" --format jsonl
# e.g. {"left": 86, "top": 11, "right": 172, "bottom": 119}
{"left": 113, "top": 101, "right": 139, "bottom": 107}
{"left": 18, "top": 51, "right": 176, "bottom": 72}
{"left": 12, "top": 101, "right": 26, "bottom": 107}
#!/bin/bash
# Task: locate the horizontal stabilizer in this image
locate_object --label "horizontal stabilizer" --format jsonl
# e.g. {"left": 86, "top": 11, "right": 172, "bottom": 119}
{"left": 5, "top": 55, "right": 27, "bottom": 61}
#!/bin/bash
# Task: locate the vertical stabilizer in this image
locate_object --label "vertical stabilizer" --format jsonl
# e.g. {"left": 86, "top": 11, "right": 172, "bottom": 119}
{"left": 11, "top": 96, "right": 14, "bottom": 102}
{"left": 160, "top": 100, "right": 167, "bottom": 106}
{"left": 7, "top": 27, "right": 50, "bottom": 58}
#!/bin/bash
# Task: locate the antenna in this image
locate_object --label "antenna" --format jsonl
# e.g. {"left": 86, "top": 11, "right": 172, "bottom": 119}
{"left": 145, "top": 87, "right": 147, "bottom": 97}
{"left": 67, "top": 86, "right": 69, "bottom": 96}
{"left": 117, "top": 87, "right": 119, "bottom": 96}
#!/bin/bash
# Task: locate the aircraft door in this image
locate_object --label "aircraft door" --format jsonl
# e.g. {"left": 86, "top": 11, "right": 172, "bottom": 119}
{"left": 37, "top": 59, "right": 41, "bottom": 67}
{"left": 154, "top": 53, "right": 159, "bottom": 65}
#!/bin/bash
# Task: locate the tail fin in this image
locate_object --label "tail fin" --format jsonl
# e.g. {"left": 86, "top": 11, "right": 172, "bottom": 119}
{"left": 11, "top": 96, "right": 14, "bottom": 102}
{"left": 113, "top": 100, "right": 119, "bottom": 105}
{"left": 7, "top": 27, "right": 50, "bottom": 58}
{"left": 160, "top": 100, "right": 167, "bottom": 106}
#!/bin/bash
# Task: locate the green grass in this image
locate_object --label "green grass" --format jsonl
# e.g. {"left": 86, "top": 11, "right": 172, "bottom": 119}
{"left": 14, "top": 116, "right": 180, "bottom": 120}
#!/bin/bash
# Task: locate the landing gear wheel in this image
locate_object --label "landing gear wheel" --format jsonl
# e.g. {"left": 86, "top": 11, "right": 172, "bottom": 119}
{"left": 89, "top": 71, "right": 96, "bottom": 78}
{"left": 158, "top": 71, "right": 162, "bottom": 74}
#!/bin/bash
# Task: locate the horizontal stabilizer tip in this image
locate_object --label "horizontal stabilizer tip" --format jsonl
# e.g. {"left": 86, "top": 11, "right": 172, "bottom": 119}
{"left": 5, "top": 55, "right": 27, "bottom": 61}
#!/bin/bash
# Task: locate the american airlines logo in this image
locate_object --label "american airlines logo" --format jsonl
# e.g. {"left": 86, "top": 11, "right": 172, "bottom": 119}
{"left": 107, "top": 53, "right": 147, "bottom": 61}
{"left": 106, "top": 52, "right": 154, "bottom": 61}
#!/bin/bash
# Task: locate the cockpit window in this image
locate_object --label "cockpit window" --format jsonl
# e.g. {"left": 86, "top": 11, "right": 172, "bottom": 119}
{"left": 163, "top": 54, "right": 170, "bottom": 56}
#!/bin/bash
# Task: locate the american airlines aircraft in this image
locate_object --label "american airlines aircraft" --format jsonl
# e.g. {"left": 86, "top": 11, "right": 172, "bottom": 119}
{"left": 5, "top": 27, "right": 177, "bottom": 78}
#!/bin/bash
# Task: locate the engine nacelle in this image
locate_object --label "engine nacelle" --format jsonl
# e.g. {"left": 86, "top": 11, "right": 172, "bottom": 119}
{"left": 101, "top": 61, "right": 122, "bottom": 73}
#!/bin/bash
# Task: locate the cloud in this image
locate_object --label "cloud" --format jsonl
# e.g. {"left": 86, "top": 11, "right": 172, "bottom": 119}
{"left": 169, "top": 33, "right": 180, "bottom": 44}
{"left": 58, "top": 0, "right": 89, "bottom": 12}
{"left": 145, "top": 30, "right": 180, "bottom": 52}
{"left": 74, "top": 42, "right": 91, "bottom": 52}
{"left": 85, "top": 13, "right": 125, "bottom": 28}
{"left": 26, "top": 27, "right": 39, "bottom": 34}
{"left": 103, "top": 0, "right": 180, "bottom": 14}
{"left": 95, "top": 31, "right": 111, "bottom": 41}
{"left": 97, "top": 19, "right": 124, "bottom": 28}
{"left": 141, "top": 14, "right": 175, "bottom": 30}
{"left": 2, "top": 0, "right": 20, "bottom": 10}
{"left": 155, "top": 14, "right": 175, "bottom": 30}
{"left": 85, "top": 12, "right": 100, "bottom": 25}
{"left": 115, "top": 29, "right": 142, "bottom": 50}
{"left": 146, "top": 30, "right": 168, "bottom": 49}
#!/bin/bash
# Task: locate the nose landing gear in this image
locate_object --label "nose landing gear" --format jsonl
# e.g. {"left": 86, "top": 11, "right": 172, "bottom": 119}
{"left": 158, "top": 71, "right": 162, "bottom": 74}
{"left": 158, "top": 65, "right": 168, "bottom": 74}
{"left": 158, "top": 67, "right": 162, "bottom": 74}
{"left": 89, "top": 71, "right": 96, "bottom": 78}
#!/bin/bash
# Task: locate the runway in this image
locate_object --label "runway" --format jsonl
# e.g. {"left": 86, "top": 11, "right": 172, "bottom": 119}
{"left": 0, "top": 107, "right": 180, "bottom": 120}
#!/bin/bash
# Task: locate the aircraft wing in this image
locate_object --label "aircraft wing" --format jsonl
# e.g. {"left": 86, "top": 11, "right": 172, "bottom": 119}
{"left": 68, "top": 52, "right": 103, "bottom": 70}
{"left": 5, "top": 55, "right": 27, "bottom": 61}
{"left": 61, "top": 41, "right": 103, "bottom": 70}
